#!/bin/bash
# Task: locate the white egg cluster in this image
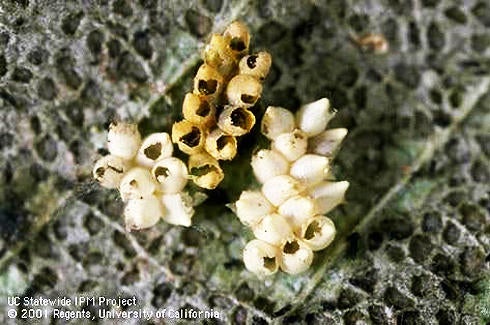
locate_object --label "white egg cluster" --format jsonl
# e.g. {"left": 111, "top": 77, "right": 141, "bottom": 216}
{"left": 234, "top": 98, "right": 349, "bottom": 276}
{"left": 172, "top": 21, "right": 272, "bottom": 190}
{"left": 93, "top": 122, "right": 195, "bottom": 231}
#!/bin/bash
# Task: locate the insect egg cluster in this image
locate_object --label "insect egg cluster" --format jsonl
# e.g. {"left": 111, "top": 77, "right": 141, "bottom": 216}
{"left": 93, "top": 122, "right": 195, "bottom": 231}
{"left": 172, "top": 21, "right": 272, "bottom": 190}
{"left": 234, "top": 98, "right": 350, "bottom": 276}
{"left": 91, "top": 22, "right": 350, "bottom": 277}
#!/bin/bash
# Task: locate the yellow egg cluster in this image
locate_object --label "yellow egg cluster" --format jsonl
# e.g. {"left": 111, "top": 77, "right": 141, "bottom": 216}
{"left": 172, "top": 21, "right": 272, "bottom": 190}
{"left": 93, "top": 122, "right": 195, "bottom": 231}
{"left": 233, "top": 98, "right": 350, "bottom": 276}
